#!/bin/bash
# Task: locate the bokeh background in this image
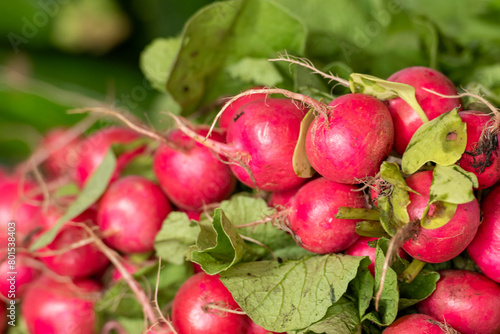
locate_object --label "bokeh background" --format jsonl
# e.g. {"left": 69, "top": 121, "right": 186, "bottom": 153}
{"left": 1, "top": 0, "right": 500, "bottom": 166}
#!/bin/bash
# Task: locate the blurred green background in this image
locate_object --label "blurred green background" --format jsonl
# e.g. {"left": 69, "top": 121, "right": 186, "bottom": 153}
{"left": 1, "top": 0, "right": 500, "bottom": 166}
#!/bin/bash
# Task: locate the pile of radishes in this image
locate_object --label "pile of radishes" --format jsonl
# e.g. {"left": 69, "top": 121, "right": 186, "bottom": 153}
{"left": 1, "top": 63, "right": 500, "bottom": 334}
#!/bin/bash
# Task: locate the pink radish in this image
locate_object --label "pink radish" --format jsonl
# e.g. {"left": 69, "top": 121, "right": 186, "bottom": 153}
{"left": 383, "top": 313, "right": 453, "bottom": 333}
{"left": 225, "top": 98, "right": 308, "bottom": 191}
{"left": 0, "top": 177, "right": 42, "bottom": 246}
{"left": 417, "top": 269, "right": 500, "bottom": 334}
{"left": 153, "top": 128, "right": 236, "bottom": 211}
{"left": 458, "top": 110, "right": 500, "bottom": 189}
{"left": 97, "top": 175, "right": 172, "bottom": 253}
{"left": 288, "top": 177, "right": 366, "bottom": 254}
{"left": 402, "top": 171, "right": 480, "bottom": 263}
{"left": 306, "top": 93, "right": 394, "bottom": 184}
{"left": 0, "top": 251, "right": 40, "bottom": 299}
{"left": 40, "top": 128, "right": 82, "bottom": 178}
{"left": 22, "top": 276, "right": 101, "bottom": 334}
{"left": 467, "top": 183, "right": 500, "bottom": 283}
{"left": 386, "top": 66, "right": 462, "bottom": 154}
{"left": 172, "top": 272, "right": 250, "bottom": 334}
{"left": 74, "top": 127, "right": 145, "bottom": 187}
{"left": 219, "top": 88, "right": 266, "bottom": 130}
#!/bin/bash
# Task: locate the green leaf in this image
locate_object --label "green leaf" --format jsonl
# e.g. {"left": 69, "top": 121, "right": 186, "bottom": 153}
{"left": 220, "top": 254, "right": 367, "bottom": 332}
{"left": 166, "top": 0, "right": 306, "bottom": 114}
{"left": 429, "top": 165, "right": 478, "bottom": 204}
{"left": 419, "top": 164, "right": 478, "bottom": 229}
{"left": 219, "top": 194, "right": 297, "bottom": 252}
{"left": 363, "top": 238, "right": 398, "bottom": 326}
{"left": 377, "top": 162, "right": 413, "bottom": 236}
{"left": 349, "top": 73, "right": 428, "bottom": 123}
{"left": 227, "top": 57, "right": 283, "bottom": 86}
{"left": 140, "top": 37, "right": 182, "bottom": 92}
{"left": 398, "top": 269, "right": 440, "bottom": 309}
{"left": 190, "top": 208, "right": 250, "bottom": 275}
{"left": 402, "top": 108, "right": 467, "bottom": 174}
{"left": 30, "top": 149, "right": 116, "bottom": 251}
{"left": 293, "top": 109, "right": 316, "bottom": 178}
{"left": 336, "top": 207, "right": 380, "bottom": 221}
{"left": 114, "top": 317, "right": 145, "bottom": 334}
{"left": 293, "top": 64, "right": 333, "bottom": 102}
{"left": 154, "top": 212, "right": 201, "bottom": 265}
{"left": 349, "top": 260, "right": 375, "bottom": 319}
{"left": 299, "top": 298, "right": 362, "bottom": 334}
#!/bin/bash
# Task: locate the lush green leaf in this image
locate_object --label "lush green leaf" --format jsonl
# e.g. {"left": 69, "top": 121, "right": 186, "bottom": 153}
{"left": 220, "top": 254, "right": 367, "bottom": 332}
{"left": 398, "top": 269, "right": 440, "bottom": 309}
{"left": 190, "top": 208, "right": 251, "bottom": 274}
{"left": 154, "top": 212, "right": 201, "bottom": 265}
{"left": 402, "top": 108, "right": 466, "bottom": 174}
{"left": 299, "top": 298, "right": 362, "bottom": 334}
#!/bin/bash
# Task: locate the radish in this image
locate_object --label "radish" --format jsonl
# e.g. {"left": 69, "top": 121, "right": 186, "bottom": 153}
{"left": 153, "top": 128, "right": 236, "bottom": 211}
{"left": 22, "top": 276, "right": 101, "bottom": 334}
{"left": 219, "top": 88, "right": 266, "bottom": 130}
{"left": 386, "top": 66, "right": 462, "bottom": 154}
{"left": 417, "top": 269, "right": 500, "bottom": 334}
{"left": 267, "top": 183, "right": 303, "bottom": 209}
{"left": 74, "top": 127, "right": 145, "bottom": 187}
{"left": 305, "top": 93, "right": 394, "bottom": 184}
{"left": 40, "top": 128, "right": 82, "bottom": 178}
{"left": 458, "top": 110, "right": 500, "bottom": 189}
{"left": 225, "top": 98, "right": 308, "bottom": 191}
{"left": 38, "top": 203, "right": 109, "bottom": 278}
{"left": 0, "top": 177, "right": 42, "bottom": 246}
{"left": 97, "top": 175, "right": 172, "bottom": 253}
{"left": 345, "top": 237, "right": 408, "bottom": 276}
{"left": 402, "top": 170, "right": 480, "bottom": 263}
{"left": 247, "top": 321, "right": 284, "bottom": 334}
{"left": 0, "top": 251, "right": 40, "bottom": 299}
{"left": 172, "top": 272, "right": 250, "bottom": 334}
{"left": 288, "top": 177, "right": 366, "bottom": 254}
{"left": 467, "top": 183, "right": 500, "bottom": 282}
{"left": 383, "top": 313, "right": 453, "bottom": 333}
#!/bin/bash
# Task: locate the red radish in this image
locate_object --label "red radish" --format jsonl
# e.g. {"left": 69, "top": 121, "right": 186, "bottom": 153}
{"left": 0, "top": 251, "right": 40, "bottom": 299}
{"left": 306, "top": 94, "right": 394, "bottom": 184}
{"left": 153, "top": 128, "right": 236, "bottom": 211}
{"left": 97, "top": 175, "right": 172, "bottom": 253}
{"left": 383, "top": 313, "right": 452, "bottom": 333}
{"left": 74, "top": 127, "right": 145, "bottom": 187}
{"left": 458, "top": 110, "right": 500, "bottom": 189}
{"left": 192, "top": 262, "right": 203, "bottom": 273}
{"left": 467, "top": 183, "right": 500, "bottom": 283}
{"left": 219, "top": 88, "right": 266, "bottom": 130}
{"left": 0, "top": 177, "right": 42, "bottom": 246}
{"left": 182, "top": 210, "right": 201, "bottom": 221}
{"left": 37, "top": 203, "right": 108, "bottom": 278}
{"left": 417, "top": 269, "right": 500, "bottom": 334}
{"left": 172, "top": 272, "right": 250, "bottom": 334}
{"left": 38, "top": 224, "right": 109, "bottom": 279}
{"left": 344, "top": 237, "right": 408, "bottom": 276}
{"left": 267, "top": 184, "right": 302, "bottom": 209}
{"left": 288, "top": 177, "right": 366, "bottom": 254}
{"left": 247, "top": 321, "right": 284, "bottom": 334}
{"left": 226, "top": 98, "right": 308, "bottom": 191}
{"left": 40, "top": 128, "right": 82, "bottom": 178}
{"left": 22, "top": 276, "right": 101, "bottom": 334}
{"left": 402, "top": 170, "right": 480, "bottom": 263}
{"left": 386, "top": 66, "right": 462, "bottom": 154}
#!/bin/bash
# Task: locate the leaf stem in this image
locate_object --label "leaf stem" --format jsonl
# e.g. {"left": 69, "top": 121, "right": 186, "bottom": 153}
{"left": 400, "top": 259, "right": 426, "bottom": 283}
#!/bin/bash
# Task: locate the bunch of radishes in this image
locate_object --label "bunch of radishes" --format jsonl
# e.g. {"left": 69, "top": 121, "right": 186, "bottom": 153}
{"left": 1, "top": 63, "right": 500, "bottom": 334}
